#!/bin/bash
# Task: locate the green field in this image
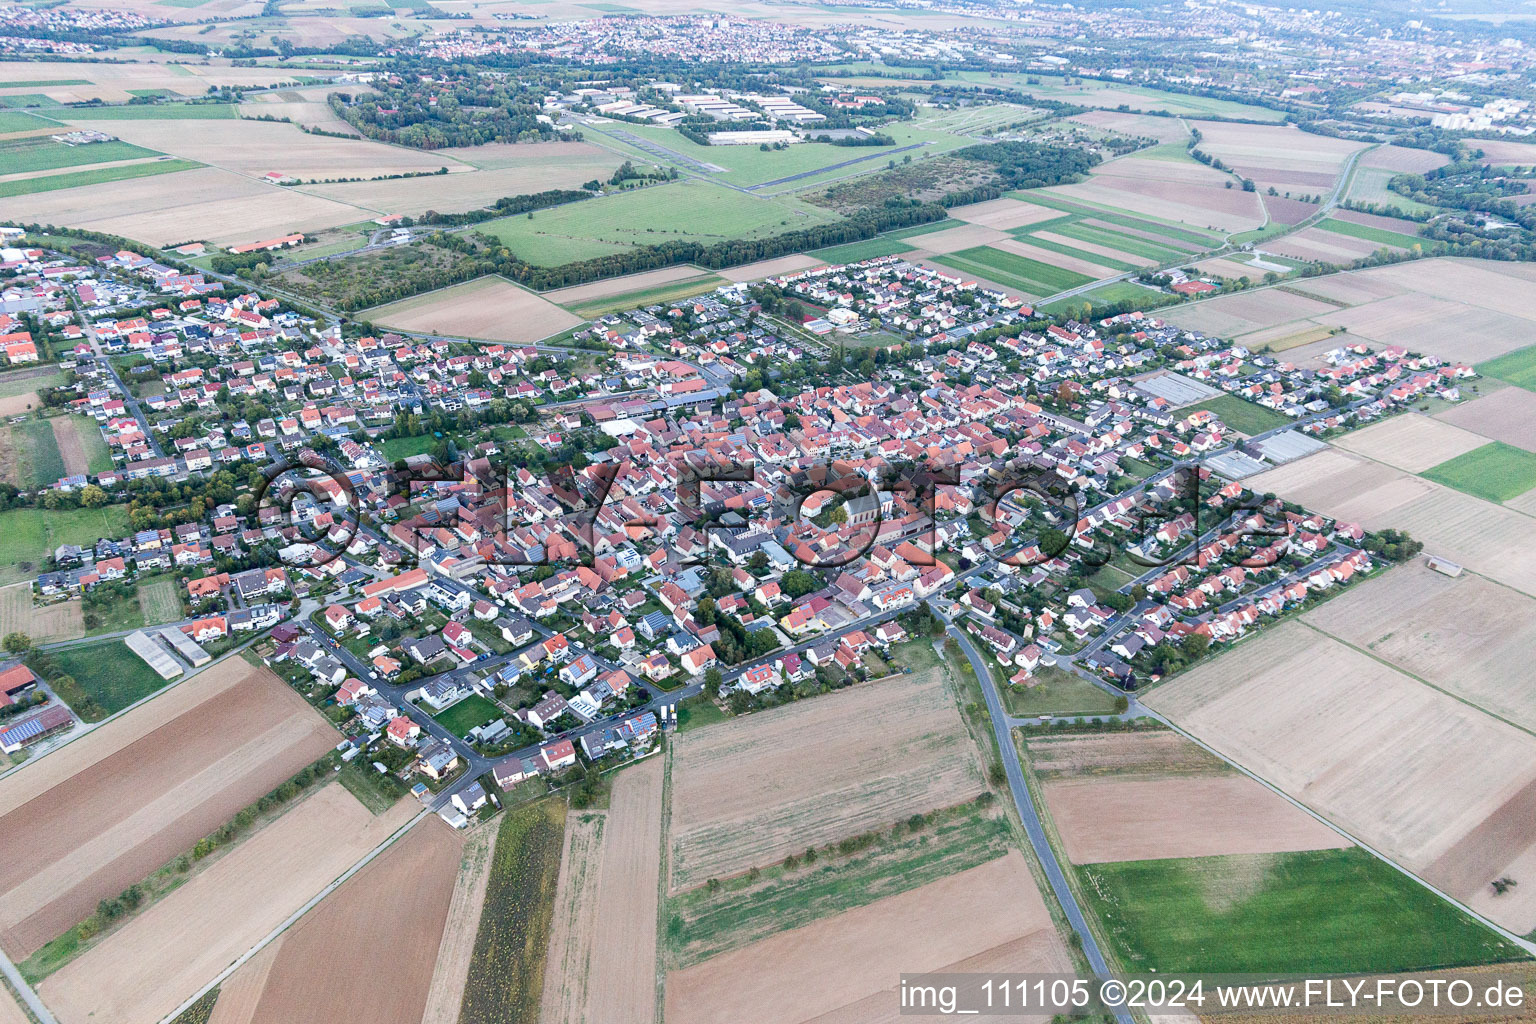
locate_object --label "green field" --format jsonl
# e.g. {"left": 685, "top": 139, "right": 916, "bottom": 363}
{"left": 1002, "top": 665, "right": 1125, "bottom": 717}
{"left": 1477, "top": 344, "right": 1536, "bottom": 392}
{"left": 0, "top": 505, "right": 132, "bottom": 585}
{"left": 0, "top": 110, "right": 59, "bottom": 132}
{"left": 0, "top": 367, "right": 64, "bottom": 399}
{"left": 1315, "top": 216, "right": 1424, "bottom": 249}
{"left": 1, "top": 419, "right": 65, "bottom": 490}
{"left": 809, "top": 236, "right": 916, "bottom": 264}
{"left": 1010, "top": 192, "right": 1223, "bottom": 247}
{"left": 933, "top": 244, "right": 1096, "bottom": 297}
{"left": 1348, "top": 165, "right": 1441, "bottom": 217}
{"left": 1080, "top": 848, "right": 1528, "bottom": 975}
{"left": 460, "top": 798, "right": 566, "bottom": 1023}
{"left": 0, "top": 137, "right": 161, "bottom": 174}
{"left": 54, "top": 102, "right": 239, "bottom": 120}
{"left": 336, "top": 760, "right": 408, "bottom": 814}
{"left": 886, "top": 219, "right": 959, "bottom": 241}
{"left": 478, "top": 178, "right": 840, "bottom": 267}
{"left": 433, "top": 693, "right": 503, "bottom": 738}
{"left": 379, "top": 434, "right": 437, "bottom": 462}
{"left": 50, "top": 639, "right": 172, "bottom": 716}
{"left": 944, "top": 71, "right": 1287, "bottom": 121}
{"left": 1181, "top": 393, "right": 1291, "bottom": 435}
{"left": 1011, "top": 231, "right": 1139, "bottom": 273}
{"left": 562, "top": 274, "right": 726, "bottom": 319}
{"left": 0, "top": 95, "right": 61, "bottom": 109}
{"left": 1423, "top": 442, "right": 1536, "bottom": 503}
{"left": 137, "top": 577, "right": 184, "bottom": 625}
{"left": 1042, "top": 280, "right": 1162, "bottom": 315}
{"left": 0, "top": 158, "right": 201, "bottom": 198}
{"left": 1046, "top": 220, "right": 1192, "bottom": 263}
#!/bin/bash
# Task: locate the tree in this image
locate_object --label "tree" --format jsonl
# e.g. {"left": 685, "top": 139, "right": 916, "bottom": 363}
{"left": 78, "top": 484, "right": 107, "bottom": 508}
{"left": 703, "top": 667, "right": 722, "bottom": 699}
{"left": 2, "top": 632, "right": 30, "bottom": 655}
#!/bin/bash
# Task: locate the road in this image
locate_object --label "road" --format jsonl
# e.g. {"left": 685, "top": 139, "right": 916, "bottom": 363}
{"left": 944, "top": 621, "right": 1135, "bottom": 1024}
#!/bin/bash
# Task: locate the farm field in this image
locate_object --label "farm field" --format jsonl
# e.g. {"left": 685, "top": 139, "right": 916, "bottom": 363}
{"left": 137, "top": 577, "right": 184, "bottom": 625}
{"left": 0, "top": 158, "right": 202, "bottom": 199}
{"left": 541, "top": 757, "right": 664, "bottom": 1024}
{"left": 421, "top": 827, "right": 496, "bottom": 1024}
{"left": 0, "top": 136, "right": 161, "bottom": 174}
{"left": 49, "top": 415, "right": 111, "bottom": 476}
{"left": 202, "top": 818, "right": 458, "bottom": 1024}
{"left": 477, "top": 179, "right": 839, "bottom": 266}
{"left": 1191, "top": 121, "right": 1366, "bottom": 192}
{"left": 1335, "top": 413, "right": 1490, "bottom": 473}
{"left": 948, "top": 196, "right": 1066, "bottom": 230}
{"left": 1081, "top": 848, "right": 1524, "bottom": 975}
{"left": 458, "top": 797, "right": 567, "bottom": 1024}
{"left": 1180, "top": 393, "right": 1291, "bottom": 435}
{"left": 541, "top": 264, "right": 716, "bottom": 309}
{"left": 0, "top": 505, "right": 131, "bottom": 587}
{"left": 363, "top": 275, "right": 582, "bottom": 343}
{"left": 1478, "top": 343, "right": 1536, "bottom": 392}
{"left": 1437, "top": 387, "right": 1536, "bottom": 452}
{"left": 0, "top": 418, "right": 65, "bottom": 491}
{"left": 931, "top": 244, "right": 1095, "bottom": 297}
{"left": 39, "top": 783, "right": 417, "bottom": 1024}
{"left": 1144, "top": 619, "right": 1536, "bottom": 935}
{"left": 808, "top": 236, "right": 915, "bottom": 264}
{"left": 942, "top": 70, "right": 1287, "bottom": 120}
{"left": 716, "top": 253, "right": 824, "bottom": 282}
{"left": 1315, "top": 215, "right": 1424, "bottom": 249}
{"left": 1248, "top": 447, "right": 1536, "bottom": 598}
{"left": 48, "top": 639, "right": 170, "bottom": 716}
{"left": 0, "top": 165, "right": 365, "bottom": 247}
{"left": 432, "top": 693, "right": 505, "bottom": 738}
{"left": 0, "top": 366, "right": 63, "bottom": 417}
{"left": 0, "top": 61, "right": 308, "bottom": 104}
{"left": 0, "top": 659, "right": 336, "bottom": 960}
{"left": 0, "top": 584, "right": 82, "bottom": 644}
{"left": 1423, "top": 442, "right": 1536, "bottom": 503}
{"left": 1302, "top": 562, "right": 1536, "bottom": 735}
{"left": 665, "top": 851, "right": 1072, "bottom": 1024}
{"left": 1001, "top": 665, "right": 1124, "bottom": 716}
{"left": 667, "top": 667, "right": 984, "bottom": 892}
{"left": 562, "top": 273, "right": 728, "bottom": 320}
{"left": 1033, "top": 161, "right": 1265, "bottom": 234}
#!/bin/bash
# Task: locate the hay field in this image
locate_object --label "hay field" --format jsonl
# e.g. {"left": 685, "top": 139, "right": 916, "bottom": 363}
{"left": 0, "top": 659, "right": 335, "bottom": 958}
{"left": 1437, "top": 388, "right": 1536, "bottom": 452}
{"left": 1304, "top": 562, "right": 1536, "bottom": 733}
{"left": 0, "top": 583, "right": 82, "bottom": 643}
{"left": 948, "top": 197, "right": 1065, "bottom": 230}
{"left": 668, "top": 668, "right": 983, "bottom": 892}
{"left": 208, "top": 819, "right": 460, "bottom": 1024}
{"left": 421, "top": 826, "right": 496, "bottom": 1024}
{"left": 0, "top": 166, "right": 363, "bottom": 247}
{"left": 1249, "top": 448, "right": 1536, "bottom": 598}
{"left": 1144, "top": 620, "right": 1536, "bottom": 934}
{"left": 905, "top": 222, "right": 1010, "bottom": 254}
{"left": 1193, "top": 122, "right": 1366, "bottom": 190}
{"left": 137, "top": 576, "right": 183, "bottom": 626}
{"left": 1335, "top": 413, "right": 1491, "bottom": 473}
{"left": 364, "top": 275, "right": 582, "bottom": 343}
{"left": 39, "top": 785, "right": 418, "bottom": 1024}
{"left": 665, "top": 851, "right": 1070, "bottom": 1024}
{"left": 64, "top": 116, "right": 464, "bottom": 181}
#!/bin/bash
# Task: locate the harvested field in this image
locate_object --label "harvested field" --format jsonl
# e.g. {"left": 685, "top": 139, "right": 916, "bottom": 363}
{"left": 0, "top": 60, "right": 296, "bottom": 103}
{"left": 948, "top": 197, "right": 1065, "bottom": 230}
{"left": 1318, "top": 293, "right": 1534, "bottom": 365}
{"left": 0, "top": 659, "right": 335, "bottom": 959}
{"left": 239, "top": 84, "right": 359, "bottom": 136}
{"left": 1284, "top": 268, "right": 1408, "bottom": 306}
{"left": 66, "top": 117, "right": 463, "bottom": 181}
{"left": 1195, "top": 256, "right": 1280, "bottom": 281}
{"left": 0, "top": 166, "right": 363, "bottom": 247}
{"left": 1025, "top": 730, "right": 1229, "bottom": 779}
{"left": 1470, "top": 138, "right": 1536, "bottom": 168}
{"left": 0, "top": 989, "right": 25, "bottom": 1024}
{"left": 39, "top": 784, "right": 418, "bottom": 1024}
{"left": 1267, "top": 229, "right": 1384, "bottom": 263}
{"left": 1361, "top": 260, "right": 1536, "bottom": 335}
{"left": 668, "top": 669, "right": 983, "bottom": 892}
{"left": 0, "top": 391, "right": 37, "bottom": 416}
{"left": 218, "top": 819, "right": 459, "bottom": 1024}
{"left": 1335, "top": 413, "right": 1491, "bottom": 473}
{"left": 1266, "top": 196, "right": 1320, "bottom": 224}
{"left": 1235, "top": 323, "right": 1335, "bottom": 353}
{"left": 364, "top": 275, "right": 582, "bottom": 343}
{"left": 0, "top": 583, "right": 81, "bottom": 643}
{"left": 1193, "top": 122, "right": 1365, "bottom": 190}
{"left": 992, "top": 236, "right": 1117, "bottom": 278}
{"left": 1039, "top": 177, "right": 1264, "bottom": 233}
{"left": 540, "top": 811, "right": 606, "bottom": 1024}
{"left": 588, "top": 757, "right": 664, "bottom": 1023}
{"left": 1043, "top": 776, "right": 1350, "bottom": 864}
{"left": 1304, "top": 562, "right": 1536, "bottom": 733}
{"left": 1248, "top": 448, "right": 1536, "bottom": 598}
{"left": 905, "top": 222, "right": 1010, "bottom": 254}
{"left": 542, "top": 265, "right": 712, "bottom": 306}
{"left": 1069, "top": 110, "right": 1192, "bottom": 144}
{"left": 1166, "top": 287, "right": 1335, "bottom": 338}
{"left": 1437, "top": 388, "right": 1536, "bottom": 452}
{"left": 1144, "top": 620, "right": 1536, "bottom": 934}
{"left": 205, "top": 939, "right": 281, "bottom": 1024}
{"left": 665, "top": 851, "right": 1071, "bottom": 1024}
{"left": 718, "top": 253, "right": 825, "bottom": 282}
{"left": 48, "top": 416, "right": 90, "bottom": 477}
{"left": 1362, "top": 144, "right": 1451, "bottom": 174}
{"left": 422, "top": 826, "right": 497, "bottom": 1024}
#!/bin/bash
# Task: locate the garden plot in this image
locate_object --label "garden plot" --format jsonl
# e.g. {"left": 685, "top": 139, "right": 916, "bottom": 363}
{"left": 1144, "top": 620, "right": 1536, "bottom": 935}
{"left": 668, "top": 668, "right": 983, "bottom": 892}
